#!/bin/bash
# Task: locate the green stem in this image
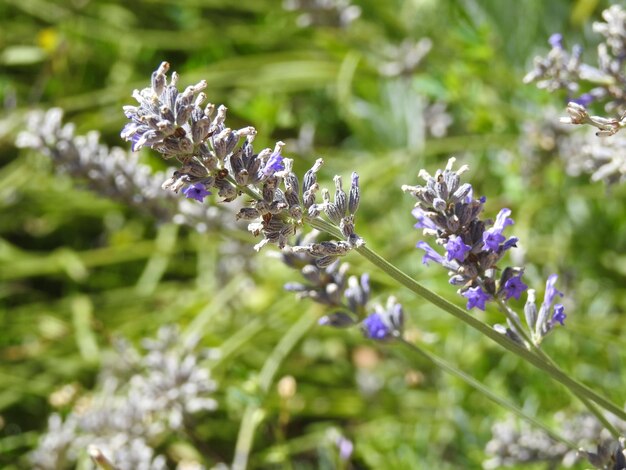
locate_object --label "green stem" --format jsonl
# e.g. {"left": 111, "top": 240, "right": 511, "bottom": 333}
{"left": 397, "top": 337, "right": 577, "bottom": 449}
{"left": 308, "top": 217, "right": 626, "bottom": 423}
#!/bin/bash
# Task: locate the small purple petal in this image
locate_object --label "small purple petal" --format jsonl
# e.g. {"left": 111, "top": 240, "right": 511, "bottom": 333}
{"left": 182, "top": 183, "right": 211, "bottom": 202}
{"left": 262, "top": 151, "right": 284, "bottom": 176}
{"left": 445, "top": 236, "right": 471, "bottom": 262}
{"left": 483, "top": 208, "right": 514, "bottom": 251}
{"left": 462, "top": 286, "right": 490, "bottom": 311}
{"left": 503, "top": 275, "right": 528, "bottom": 300}
{"left": 549, "top": 33, "right": 563, "bottom": 49}
{"left": 130, "top": 133, "right": 142, "bottom": 152}
{"left": 483, "top": 232, "right": 506, "bottom": 252}
{"left": 412, "top": 207, "right": 438, "bottom": 231}
{"left": 363, "top": 312, "right": 390, "bottom": 340}
{"left": 552, "top": 304, "right": 566, "bottom": 326}
{"left": 573, "top": 93, "right": 594, "bottom": 107}
{"left": 337, "top": 437, "right": 354, "bottom": 461}
{"left": 501, "top": 237, "right": 519, "bottom": 252}
{"left": 416, "top": 241, "right": 445, "bottom": 266}
{"left": 543, "top": 274, "right": 563, "bottom": 308}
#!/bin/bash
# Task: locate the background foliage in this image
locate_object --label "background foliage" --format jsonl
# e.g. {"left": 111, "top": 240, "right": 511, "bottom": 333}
{"left": 1, "top": 0, "right": 625, "bottom": 468}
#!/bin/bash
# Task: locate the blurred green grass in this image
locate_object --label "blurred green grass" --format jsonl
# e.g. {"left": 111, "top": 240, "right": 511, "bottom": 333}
{"left": 1, "top": 0, "right": 624, "bottom": 468}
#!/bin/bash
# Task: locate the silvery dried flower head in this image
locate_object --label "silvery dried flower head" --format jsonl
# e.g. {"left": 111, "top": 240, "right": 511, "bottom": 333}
{"left": 122, "top": 63, "right": 363, "bottom": 260}
{"left": 282, "top": 0, "right": 361, "bottom": 28}
{"left": 15, "top": 108, "right": 237, "bottom": 234}
{"left": 30, "top": 325, "right": 218, "bottom": 470}
{"left": 484, "top": 411, "right": 626, "bottom": 469}
{"left": 377, "top": 38, "right": 433, "bottom": 78}
{"left": 517, "top": 108, "right": 626, "bottom": 186}
{"left": 525, "top": 5, "right": 626, "bottom": 135}
{"left": 403, "top": 157, "right": 565, "bottom": 345}
{"left": 15, "top": 108, "right": 258, "bottom": 279}
{"left": 558, "top": 127, "right": 626, "bottom": 185}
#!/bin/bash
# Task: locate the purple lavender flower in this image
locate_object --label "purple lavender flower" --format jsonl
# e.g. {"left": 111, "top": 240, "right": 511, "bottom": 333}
{"left": 548, "top": 33, "right": 563, "bottom": 49}
{"left": 416, "top": 241, "right": 444, "bottom": 266}
{"left": 182, "top": 183, "right": 211, "bottom": 202}
{"left": 412, "top": 207, "right": 438, "bottom": 231}
{"left": 572, "top": 93, "right": 595, "bottom": 107}
{"left": 542, "top": 274, "right": 563, "bottom": 308}
{"left": 363, "top": 312, "right": 390, "bottom": 340}
{"left": 462, "top": 286, "right": 490, "bottom": 311}
{"left": 503, "top": 274, "right": 528, "bottom": 300}
{"left": 528, "top": 274, "right": 566, "bottom": 341}
{"left": 483, "top": 208, "right": 514, "bottom": 251}
{"left": 551, "top": 304, "right": 566, "bottom": 326}
{"left": 501, "top": 237, "right": 519, "bottom": 252}
{"left": 262, "top": 150, "right": 285, "bottom": 176}
{"left": 445, "top": 235, "right": 471, "bottom": 262}
{"left": 336, "top": 436, "right": 354, "bottom": 461}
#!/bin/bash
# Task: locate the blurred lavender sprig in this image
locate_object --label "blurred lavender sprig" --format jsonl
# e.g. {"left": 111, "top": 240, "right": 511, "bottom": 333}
{"left": 120, "top": 62, "right": 363, "bottom": 264}
{"left": 515, "top": 108, "right": 626, "bottom": 185}
{"left": 516, "top": 107, "right": 626, "bottom": 185}
{"left": 282, "top": 0, "right": 361, "bottom": 28}
{"left": 484, "top": 411, "right": 626, "bottom": 469}
{"left": 15, "top": 108, "right": 234, "bottom": 234}
{"left": 31, "top": 326, "right": 217, "bottom": 470}
{"left": 525, "top": 5, "right": 626, "bottom": 136}
{"left": 402, "top": 157, "right": 565, "bottom": 347}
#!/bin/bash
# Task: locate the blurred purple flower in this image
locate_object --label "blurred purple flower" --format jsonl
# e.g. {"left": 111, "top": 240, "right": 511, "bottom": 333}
{"left": 552, "top": 304, "right": 566, "bottom": 326}
{"left": 549, "top": 33, "right": 563, "bottom": 49}
{"left": 363, "top": 312, "right": 389, "bottom": 340}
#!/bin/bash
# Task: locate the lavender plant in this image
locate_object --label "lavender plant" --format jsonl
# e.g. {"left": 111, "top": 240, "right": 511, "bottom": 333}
{"left": 114, "top": 62, "right": 625, "bottom": 459}
{"left": 30, "top": 326, "right": 218, "bottom": 470}
{"left": 19, "top": 54, "right": 626, "bottom": 466}
{"left": 524, "top": 5, "right": 626, "bottom": 137}
{"left": 403, "top": 158, "right": 565, "bottom": 346}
